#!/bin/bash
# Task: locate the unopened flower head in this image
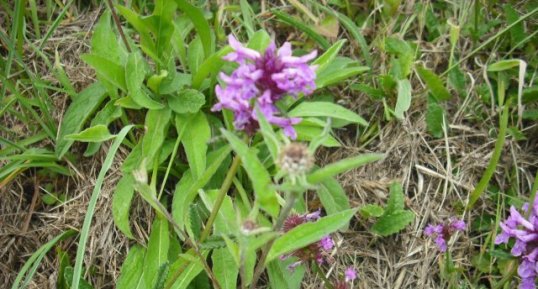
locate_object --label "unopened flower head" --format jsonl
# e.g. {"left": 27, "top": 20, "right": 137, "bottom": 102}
{"left": 424, "top": 218, "right": 466, "bottom": 252}
{"left": 278, "top": 142, "right": 313, "bottom": 176}
{"left": 212, "top": 35, "right": 317, "bottom": 139}
{"left": 280, "top": 211, "right": 334, "bottom": 271}
{"left": 495, "top": 198, "right": 538, "bottom": 289}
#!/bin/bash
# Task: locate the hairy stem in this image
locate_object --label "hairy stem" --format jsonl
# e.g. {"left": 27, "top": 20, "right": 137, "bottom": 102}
{"left": 105, "top": 0, "right": 131, "bottom": 53}
{"left": 200, "top": 155, "right": 241, "bottom": 241}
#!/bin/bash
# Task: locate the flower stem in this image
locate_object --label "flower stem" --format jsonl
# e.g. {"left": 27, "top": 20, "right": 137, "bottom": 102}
{"left": 200, "top": 155, "right": 241, "bottom": 241}
{"left": 249, "top": 192, "right": 297, "bottom": 289}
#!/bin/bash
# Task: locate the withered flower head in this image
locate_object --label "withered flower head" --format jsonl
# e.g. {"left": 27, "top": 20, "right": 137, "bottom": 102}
{"left": 278, "top": 142, "right": 313, "bottom": 176}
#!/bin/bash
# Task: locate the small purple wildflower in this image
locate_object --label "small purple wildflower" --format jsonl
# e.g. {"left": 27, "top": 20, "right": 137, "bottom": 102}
{"left": 333, "top": 267, "right": 357, "bottom": 289}
{"left": 212, "top": 35, "right": 317, "bottom": 139}
{"left": 495, "top": 198, "right": 538, "bottom": 289}
{"left": 344, "top": 267, "right": 357, "bottom": 282}
{"left": 424, "top": 218, "right": 466, "bottom": 252}
{"left": 281, "top": 211, "right": 334, "bottom": 271}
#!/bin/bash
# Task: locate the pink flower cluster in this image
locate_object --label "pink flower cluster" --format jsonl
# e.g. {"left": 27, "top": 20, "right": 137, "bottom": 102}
{"left": 495, "top": 199, "right": 538, "bottom": 289}
{"left": 212, "top": 35, "right": 317, "bottom": 139}
{"left": 424, "top": 218, "right": 466, "bottom": 252}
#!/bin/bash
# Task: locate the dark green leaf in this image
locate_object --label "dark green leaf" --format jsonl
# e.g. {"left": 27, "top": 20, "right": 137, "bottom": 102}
{"left": 416, "top": 65, "right": 452, "bottom": 101}
{"left": 112, "top": 174, "right": 135, "bottom": 239}
{"left": 144, "top": 217, "right": 170, "bottom": 288}
{"left": 168, "top": 89, "right": 205, "bottom": 114}
{"left": 117, "top": 245, "right": 145, "bottom": 289}
{"left": 371, "top": 210, "right": 414, "bottom": 236}
{"left": 142, "top": 107, "right": 172, "bottom": 165}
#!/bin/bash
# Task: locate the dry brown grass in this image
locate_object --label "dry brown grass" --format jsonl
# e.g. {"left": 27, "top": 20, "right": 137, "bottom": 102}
{"left": 2, "top": 2, "right": 538, "bottom": 289}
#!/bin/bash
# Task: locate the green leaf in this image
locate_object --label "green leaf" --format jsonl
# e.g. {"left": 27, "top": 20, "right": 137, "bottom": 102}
{"left": 91, "top": 11, "right": 127, "bottom": 65}
{"left": 172, "top": 146, "right": 232, "bottom": 231}
{"left": 117, "top": 245, "right": 146, "bottom": 289}
{"left": 188, "top": 36, "right": 205, "bottom": 74}
{"left": 313, "top": 39, "right": 346, "bottom": 73}
{"left": 247, "top": 30, "right": 271, "bottom": 52}
{"left": 385, "top": 182, "right": 405, "bottom": 213}
{"left": 192, "top": 47, "right": 232, "bottom": 89}
{"left": 176, "top": 0, "right": 213, "bottom": 58}
{"left": 359, "top": 204, "right": 384, "bottom": 218}
{"left": 126, "top": 52, "right": 164, "bottom": 110}
{"left": 289, "top": 101, "right": 368, "bottom": 127}
{"left": 307, "top": 153, "right": 384, "bottom": 184}
{"left": 64, "top": 125, "right": 114, "bottom": 142}
{"left": 426, "top": 96, "right": 445, "bottom": 138}
{"left": 255, "top": 107, "right": 280, "bottom": 162}
{"left": 371, "top": 210, "right": 414, "bottom": 236}
{"left": 221, "top": 129, "right": 279, "bottom": 217}
{"left": 266, "top": 208, "right": 357, "bottom": 263}
{"left": 212, "top": 248, "right": 238, "bottom": 289}
{"left": 315, "top": 57, "right": 369, "bottom": 88}
{"left": 84, "top": 100, "right": 123, "bottom": 156}
{"left": 267, "top": 259, "right": 305, "bottom": 289}
{"left": 112, "top": 174, "right": 135, "bottom": 239}
{"left": 144, "top": 217, "right": 170, "bottom": 288}
{"left": 166, "top": 252, "right": 205, "bottom": 289}
{"left": 56, "top": 82, "right": 107, "bottom": 158}
{"left": 316, "top": 177, "right": 350, "bottom": 216}
{"left": 394, "top": 79, "right": 412, "bottom": 120}
{"left": 271, "top": 10, "right": 330, "bottom": 49}
{"left": 64, "top": 267, "right": 94, "bottom": 289}
{"left": 168, "top": 89, "right": 206, "bottom": 114}
{"left": 416, "top": 65, "right": 452, "bottom": 101}
{"left": 487, "top": 59, "right": 521, "bottom": 72}
{"left": 294, "top": 125, "right": 340, "bottom": 147}
{"left": 179, "top": 112, "right": 210, "bottom": 180}
{"left": 142, "top": 107, "right": 172, "bottom": 165}
{"left": 81, "top": 54, "right": 127, "bottom": 90}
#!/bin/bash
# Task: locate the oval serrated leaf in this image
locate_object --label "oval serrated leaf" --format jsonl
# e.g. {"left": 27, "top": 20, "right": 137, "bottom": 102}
{"left": 168, "top": 89, "right": 205, "bottom": 114}
{"left": 371, "top": 210, "right": 414, "bottom": 236}
{"left": 307, "top": 153, "right": 384, "bottom": 184}
{"left": 266, "top": 208, "right": 357, "bottom": 263}
{"left": 112, "top": 174, "right": 135, "bottom": 239}
{"left": 65, "top": 125, "right": 115, "bottom": 142}
{"left": 289, "top": 101, "right": 368, "bottom": 127}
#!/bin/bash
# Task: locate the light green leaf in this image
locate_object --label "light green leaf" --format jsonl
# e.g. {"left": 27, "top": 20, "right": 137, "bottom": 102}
{"left": 426, "top": 96, "right": 445, "bottom": 138}
{"left": 487, "top": 59, "right": 521, "bottom": 72}
{"left": 289, "top": 101, "right": 368, "bottom": 127}
{"left": 192, "top": 47, "right": 232, "bottom": 89}
{"left": 416, "top": 65, "right": 452, "bottom": 101}
{"left": 168, "top": 89, "right": 205, "bottom": 114}
{"left": 144, "top": 217, "right": 170, "bottom": 288}
{"left": 65, "top": 125, "right": 114, "bottom": 142}
{"left": 221, "top": 129, "right": 279, "bottom": 217}
{"left": 247, "top": 30, "right": 271, "bottom": 52}
{"left": 267, "top": 259, "right": 305, "bottom": 289}
{"left": 176, "top": 0, "right": 213, "bottom": 57}
{"left": 359, "top": 204, "right": 384, "bottom": 218}
{"left": 315, "top": 58, "right": 369, "bottom": 88}
{"left": 371, "top": 210, "right": 414, "bottom": 236}
{"left": 307, "top": 153, "right": 384, "bottom": 184}
{"left": 112, "top": 174, "right": 135, "bottom": 239}
{"left": 255, "top": 107, "right": 280, "bottom": 162}
{"left": 180, "top": 112, "right": 210, "bottom": 180}
{"left": 56, "top": 82, "right": 107, "bottom": 158}
{"left": 166, "top": 251, "right": 206, "bottom": 289}
{"left": 212, "top": 248, "right": 238, "bottom": 289}
{"left": 266, "top": 208, "right": 357, "bottom": 263}
{"left": 313, "top": 39, "right": 346, "bottom": 73}
{"left": 142, "top": 107, "right": 172, "bottom": 165}
{"left": 117, "top": 245, "right": 146, "bottom": 289}
{"left": 317, "top": 177, "right": 350, "bottom": 216}
{"left": 294, "top": 125, "right": 340, "bottom": 147}
{"left": 81, "top": 54, "right": 126, "bottom": 90}
{"left": 188, "top": 36, "right": 204, "bottom": 74}
{"left": 84, "top": 100, "right": 123, "bottom": 156}
{"left": 385, "top": 182, "right": 405, "bottom": 213}
{"left": 64, "top": 267, "right": 94, "bottom": 289}
{"left": 126, "top": 52, "right": 164, "bottom": 110}
{"left": 91, "top": 11, "right": 127, "bottom": 65}
{"left": 394, "top": 79, "right": 412, "bottom": 120}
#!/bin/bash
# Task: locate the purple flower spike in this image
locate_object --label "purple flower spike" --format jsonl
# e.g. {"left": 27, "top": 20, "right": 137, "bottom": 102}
{"left": 344, "top": 267, "right": 357, "bottom": 282}
{"left": 320, "top": 236, "right": 334, "bottom": 251}
{"left": 496, "top": 197, "right": 538, "bottom": 289}
{"left": 424, "top": 218, "right": 466, "bottom": 252}
{"left": 212, "top": 35, "right": 317, "bottom": 138}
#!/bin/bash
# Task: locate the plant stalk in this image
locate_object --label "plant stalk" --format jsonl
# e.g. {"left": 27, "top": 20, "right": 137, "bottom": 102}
{"left": 200, "top": 155, "right": 241, "bottom": 241}
{"left": 105, "top": 0, "right": 131, "bottom": 53}
{"left": 249, "top": 192, "right": 297, "bottom": 289}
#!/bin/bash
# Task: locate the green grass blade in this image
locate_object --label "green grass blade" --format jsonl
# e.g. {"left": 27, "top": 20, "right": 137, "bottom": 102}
{"left": 71, "top": 125, "right": 134, "bottom": 289}
{"left": 271, "top": 10, "right": 330, "bottom": 50}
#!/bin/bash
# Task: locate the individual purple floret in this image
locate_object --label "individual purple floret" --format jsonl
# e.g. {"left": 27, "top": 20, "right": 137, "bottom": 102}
{"left": 334, "top": 267, "right": 357, "bottom": 289}
{"left": 424, "top": 218, "right": 466, "bottom": 252}
{"left": 495, "top": 198, "right": 538, "bottom": 289}
{"left": 212, "top": 35, "right": 318, "bottom": 139}
{"left": 280, "top": 211, "right": 334, "bottom": 271}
